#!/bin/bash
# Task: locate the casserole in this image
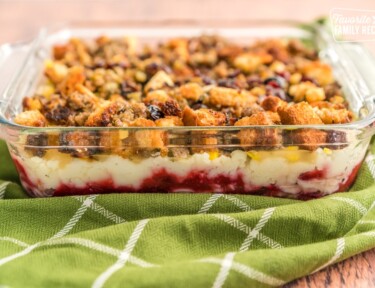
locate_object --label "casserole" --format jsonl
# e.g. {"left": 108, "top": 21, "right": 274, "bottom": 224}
{"left": 0, "top": 21, "right": 374, "bottom": 198}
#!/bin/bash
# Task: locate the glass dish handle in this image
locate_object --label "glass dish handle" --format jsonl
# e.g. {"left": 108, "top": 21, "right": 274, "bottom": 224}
{"left": 340, "top": 43, "right": 375, "bottom": 103}
{"left": 0, "top": 42, "right": 33, "bottom": 140}
{"left": 0, "top": 42, "right": 33, "bottom": 102}
{"left": 346, "top": 44, "right": 375, "bottom": 136}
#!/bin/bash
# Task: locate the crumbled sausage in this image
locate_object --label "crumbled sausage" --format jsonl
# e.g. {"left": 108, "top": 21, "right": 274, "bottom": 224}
{"left": 25, "top": 134, "right": 48, "bottom": 157}
{"left": 45, "top": 105, "right": 73, "bottom": 125}
{"left": 59, "top": 131, "right": 99, "bottom": 158}
{"left": 160, "top": 99, "right": 182, "bottom": 117}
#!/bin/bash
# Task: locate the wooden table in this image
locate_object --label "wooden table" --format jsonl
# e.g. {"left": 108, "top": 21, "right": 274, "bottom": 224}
{"left": 1, "top": 1, "right": 374, "bottom": 286}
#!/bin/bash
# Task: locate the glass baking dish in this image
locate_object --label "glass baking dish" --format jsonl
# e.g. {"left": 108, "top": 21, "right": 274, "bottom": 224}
{"left": 0, "top": 21, "right": 374, "bottom": 198}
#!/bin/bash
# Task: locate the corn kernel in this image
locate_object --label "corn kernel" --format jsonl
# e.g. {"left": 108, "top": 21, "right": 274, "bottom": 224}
{"left": 233, "top": 54, "right": 262, "bottom": 73}
{"left": 119, "top": 131, "right": 129, "bottom": 140}
{"left": 127, "top": 92, "right": 142, "bottom": 102}
{"left": 135, "top": 70, "right": 147, "bottom": 83}
{"left": 36, "top": 85, "right": 55, "bottom": 98}
{"left": 305, "top": 88, "right": 325, "bottom": 103}
{"left": 290, "top": 73, "right": 302, "bottom": 84}
{"left": 323, "top": 148, "right": 332, "bottom": 155}
{"left": 44, "top": 59, "right": 54, "bottom": 69}
{"left": 285, "top": 146, "right": 299, "bottom": 151}
{"left": 289, "top": 84, "right": 305, "bottom": 102}
{"left": 329, "top": 95, "right": 344, "bottom": 104}
{"left": 247, "top": 151, "right": 261, "bottom": 161}
{"left": 270, "top": 61, "right": 286, "bottom": 73}
{"left": 209, "top": 151, "right": 219, "bottom": 160}
{"left": 286, "top": 153, "right": 300, "bottom": 162}
{"left": 250, "top": 87, "right": 266, "bottom": 96}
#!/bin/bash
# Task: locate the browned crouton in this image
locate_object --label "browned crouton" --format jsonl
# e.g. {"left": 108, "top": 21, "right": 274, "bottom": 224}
{"left": 309, "top": 101, "right": 353, "bottom": 124}
{"left": 314, "top": 108, "right": 353, "bottom": 124}
{"left": 86, "top": 100, "right": 150, "bottom": 127}
{"left": 85, "top": 101, "right": 122, "bottom": 127}
{"left": 302, "top": 61, "right": 334, "bottom": 86}
{"left": 129, "top": 118, "right": 165, "bottom": 149}
{"left": 144, "top": 71, "right": 174, "bottom": 92}
{"left": 97, "top": 130, "right": 129, "bottom": 155}
{"left": 44, "top": 61, "right": 68, "bottom": 84}
{"left": 179, "top": 82, "right": 203, "bottom": 101}
{"left": 57, "top": 66, "right": 86, "bottom": 96}
{"left": 233, "top": 52, "right": 272, "bottom": 73}
{"left": 208, "top": 87, "right": 257, "bottom": 108}
{"left": 208, "top": 87, "right": 239, "bottom": 107}
{"left": 182, "top": 107, "right": 225, "bottom": 153}
{"left": 155, "top": 116, "right": 184, "bottom": 127}
{"left": 234, "top": 111, "right": 277, "bottom": 126}
{"left": 155, "top": 116, "right": 184, "bottom": 149}
{"left": 278, "top": 102, "right": 323, "bottom": 125}
{"left": 182, "top": 107, "right": 226, "bottom": 126}
{"left": 143, "top": 90, "right": 171, "bottom": 105}
{"left": 278, "top": 102, "right": 327, "bottom": 150}
{"left": 261, "top": 96, "right": 287, "bottom": 112}
{"left": 67, "top": 84, "right": 99, "bottom": 111}
{"left": 234, "top": 112, "right": 281, "bottom": 150}
{"left": 53, "top": 44, "right": 68, "bottom": 60}
{"left": 284, "top": 129, "right": 327, "bottom": 151}
{"left": 22, "top": 97, "right": 42, "bottom": 111}
{"left": 14, "top": 110, "right": 48, "bottom": 127}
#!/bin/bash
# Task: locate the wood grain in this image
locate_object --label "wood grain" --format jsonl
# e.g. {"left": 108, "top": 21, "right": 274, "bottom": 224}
{"left": 0, "top": 1, "right": 374, "bottom": 287}
{"left": 286, "top": 249, "right": 375, "bottom": 288}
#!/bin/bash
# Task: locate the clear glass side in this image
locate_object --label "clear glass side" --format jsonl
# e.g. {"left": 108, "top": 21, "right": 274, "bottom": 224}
{"left": 7, "top": 127, "right": 370, "bottom": 197}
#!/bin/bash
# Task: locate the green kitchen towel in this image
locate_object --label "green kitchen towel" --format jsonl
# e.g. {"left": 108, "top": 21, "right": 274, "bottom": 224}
{"left": 0, "top": 139, "right": 374, "bottom": 288}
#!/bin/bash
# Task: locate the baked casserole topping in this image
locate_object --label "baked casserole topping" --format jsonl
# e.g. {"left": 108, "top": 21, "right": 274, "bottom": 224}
{"left": 15, "top": 35, "right": 353, "bottom": 157}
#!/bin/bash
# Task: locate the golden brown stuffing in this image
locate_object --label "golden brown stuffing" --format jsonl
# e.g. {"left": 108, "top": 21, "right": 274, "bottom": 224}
{"left": 179, "top": 82, "right": 203, "bottom": 102}
{"left": 59, "top": 131, "right": 98, "bottom": 158}
{"left": 144, "top": 71, "right": 174, "bottom": 92}
{"left": 285, "top": 129, "right": 327, "bottom": 151}
{"left": 261, "top": 96, "right": 287, "bottom": 112}
{"left": 143, "top": 90, "right": 171, "bottom": 105}
{"left": 14, "top": 110, "right": 48, "bottom": 127}
{"left": 129, "top": 118, "right": 165, "bottom": 149}
{"left": 182, "top": 107, "right": 226, "bottom": 126}
{"left": 16, "top": 35, "right": 353, "bottom": 155}
{"left": 278, "top": 102, "right": 323, "bottom": 125}
{"left": 208, "top": 87, "right": 240, "bottom": 107}
{"left": 234, "top": 112, "right": 282, "bottom": 149}
{"left": 155, "top": 116, "right": 184, "bottom": 127}
{"left": 302, "top": 61, "right": 334, "bottom": 86}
